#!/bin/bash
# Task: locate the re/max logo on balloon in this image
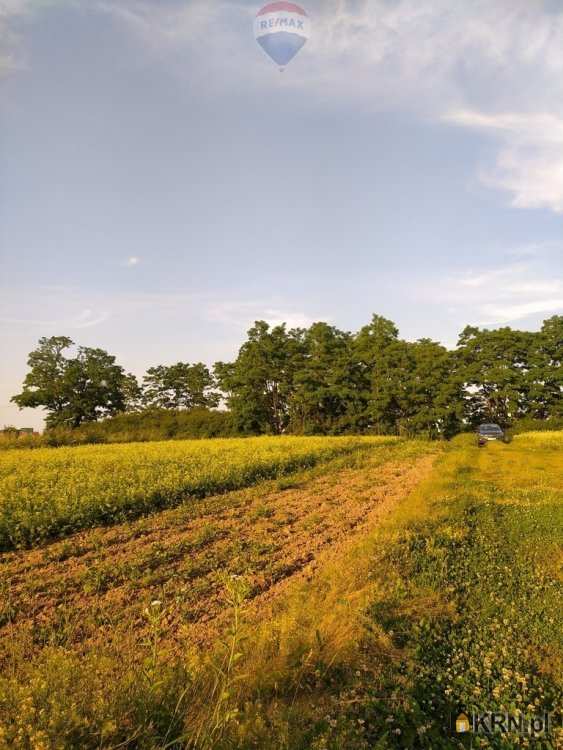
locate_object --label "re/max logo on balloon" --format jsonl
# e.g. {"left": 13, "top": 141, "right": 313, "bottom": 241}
{"left": 254, "top": 2, "right": 310, "bottom": 69}
{"left": 258, "top": 16, "right": 306, "bottom": 31}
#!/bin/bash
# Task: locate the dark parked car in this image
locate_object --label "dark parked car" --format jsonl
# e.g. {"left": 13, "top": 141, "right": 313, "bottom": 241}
{"left": 477, "top": 423, "right": 507, "bottom": 446}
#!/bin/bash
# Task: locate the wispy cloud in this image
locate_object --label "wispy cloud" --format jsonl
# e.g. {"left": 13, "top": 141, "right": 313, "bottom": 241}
{"left": 205, "top": 301, "right": 324, "bottom": 330}
{"left": 480, "top": 298, "right": 563, "bottom": 325}
{"left": 124, "top": 256, "right": 140, "bottom": 267}
{"left": 11, "top": 0, "right": 561, "bottom": 107}
{"left": 0, "top": 0, "right": 27, "bottom": 74}
{"left": 0, "top": 306, "right": 111, "bottom": 329}
{"left": 445, "top": 111, "right": 563, "bottom": 213}
{"left": 309, "top": 1, "right": 563, "bottom": 214}
{"left": 440, "top": 262, "right": 563, "bottom": 326}
{"left": 90, "top": 0, "right": 563, "bottom": 214}
{"left": 0, "top": 286, "right": 325, "bottom": 334}
{"left": 94, "top": 0, "right": 219, "bottom": 47}
{"left": 72, "top": 308, "right": 111, "bottom": 328}
{"left": 4, "top": 0, "right": 563, "bottom": 214}
{"left": 0, "top": 0, "right": 76, "bottom": 73}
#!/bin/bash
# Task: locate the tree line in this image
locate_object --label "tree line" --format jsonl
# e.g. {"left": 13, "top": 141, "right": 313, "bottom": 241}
{"left": 11, "top": 315, "right": 562, "bottom": 437}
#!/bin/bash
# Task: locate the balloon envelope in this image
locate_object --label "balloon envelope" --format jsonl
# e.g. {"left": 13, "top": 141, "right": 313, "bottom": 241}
{"left": 254, "top": 2, "right": 310, "bottom": 67}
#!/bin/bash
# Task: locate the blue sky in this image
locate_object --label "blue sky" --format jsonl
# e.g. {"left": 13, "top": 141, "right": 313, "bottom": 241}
{"left": 1, "top": 0, "right": 562, "bottom": 429}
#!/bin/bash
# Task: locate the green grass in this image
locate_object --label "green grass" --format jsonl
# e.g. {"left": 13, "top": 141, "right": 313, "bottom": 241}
{"left": 254, "top": 435, "right": 562, "bottom": 749}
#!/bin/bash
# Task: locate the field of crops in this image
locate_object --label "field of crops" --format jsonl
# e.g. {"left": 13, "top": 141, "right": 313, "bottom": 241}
{"left": 0, "top": 435, "right": 394, "bottom": 551}
{"left": 0, "top": 432, "right": 561, "bottom": 749}
{"left": 514, "top": 430, "right": 563, "bottom": 450}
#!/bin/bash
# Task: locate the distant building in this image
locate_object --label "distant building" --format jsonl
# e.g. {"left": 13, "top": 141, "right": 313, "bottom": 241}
{"left": 1, "top": 427, "right": 38, "bottom": 436}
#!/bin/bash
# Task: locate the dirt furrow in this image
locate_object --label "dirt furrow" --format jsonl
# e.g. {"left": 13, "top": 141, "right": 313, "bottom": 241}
{"left": 0, "top": 449, "right": 437, "bottom": 661}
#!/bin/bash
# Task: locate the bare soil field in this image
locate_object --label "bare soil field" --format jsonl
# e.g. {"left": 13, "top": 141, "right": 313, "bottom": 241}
{"left": 0, "top": 443, "right": 436, "bottom": 662}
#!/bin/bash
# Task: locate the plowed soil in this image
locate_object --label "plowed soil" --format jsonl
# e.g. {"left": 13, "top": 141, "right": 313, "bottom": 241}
{"left": 0, "top": 446, "right": 437, "bottom": 663}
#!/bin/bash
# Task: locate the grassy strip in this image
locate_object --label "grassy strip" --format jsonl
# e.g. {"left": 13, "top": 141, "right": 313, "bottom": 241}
{"left": 221, "top": 433, "right": 562, "bottom": 749}
{"left": 0, "top": 435, "right": 394, "bottom": 551}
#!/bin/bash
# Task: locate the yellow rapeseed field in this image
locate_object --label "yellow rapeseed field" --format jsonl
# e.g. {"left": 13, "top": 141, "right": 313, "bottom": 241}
{"left": 0, "top": 435, "right": 394, "bottom": 550}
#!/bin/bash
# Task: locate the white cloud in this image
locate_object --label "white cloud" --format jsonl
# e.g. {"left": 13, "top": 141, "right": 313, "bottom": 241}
{"left": 444, "top": 112, "right": 563, "bottom": 144}
{"left": 0, "top": 0, "right": 76, "bottom": 73}
{"left": 21, "top": 0, "right": 557, "bottom": 112}
{"left": 457, "top": 267, "right": 519, "bottom": 290}
{"left": 440, "top": 262, "right": 563, "bottom": 326}
{"left": 0, "top": 0, "right": 27, "bottom": 73}
{"left": 3, "top": 0, "right": 563, "bottom": 213}
{"left": 480, "top": 298, "right": 563, "bottom": 325}
{"left": 71, "top": 308, "right": 111, "bottom": 328}
{"left": 0, "top": 306, "right": 110, "bottom": 329}
{"left": 125, "top": 256, "right": 140, "bottom": 267}
{"left": 445, "top": 111, "right": 563, "bottom": 213}
{"left": 205, "top": 301, "right": 323, "bottom": 330}
{"left": 96, "top": 0, "right": 563, "bottom": 214}
{"left": 261, "top": 309, "right": 322, "bottom": 329}
{"left": 93, "top": 0, "right": 222, "bottom": 49}
{"left": 259, "top": 0, "right": 557, "bottom": 115}
{"left": 0, "top": 286, "right": 324, "bottom": 334}
{"left": 307, "top": 1, "right": 563, "bottom": 214}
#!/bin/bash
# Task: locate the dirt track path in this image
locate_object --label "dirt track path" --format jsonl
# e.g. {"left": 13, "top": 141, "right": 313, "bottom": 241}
{"left": 0, "top": 446, "right": 438, "bottom": 660}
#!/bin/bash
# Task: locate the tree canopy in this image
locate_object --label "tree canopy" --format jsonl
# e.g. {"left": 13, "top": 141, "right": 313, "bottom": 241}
{"left": 11, "top": 337, "right": 140, "bottom": 428}
{"left": 12, "top": 315, "right": 562, "bottom": 436}
{"left": 213, "top": 315, "right": 561, "bottom": 437}
{"left": 142, "top": 363, "right": 219, "bottom": 411}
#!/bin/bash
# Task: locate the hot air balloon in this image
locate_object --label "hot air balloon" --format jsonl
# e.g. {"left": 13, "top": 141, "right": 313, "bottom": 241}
{"left": 254, "top": 2, "right": 310, "bottom": 69}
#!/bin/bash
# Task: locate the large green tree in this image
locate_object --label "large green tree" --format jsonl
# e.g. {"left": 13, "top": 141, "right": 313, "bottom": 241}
{"left": 142, "top": 362, "right": 219, "bottom": 410}
{"left": 12, "top": 337, "right": 139, "bottom": 428}
{"left": 354, "top": 317, "right": 463, "bottom": 436}
{"left": 354, "top": 315, "right": 405, "bottom": 432}
{"left": 455, "top": 326, "right": 535, "bottom": 426}
{"left": 215, "top": 321, "right": 304, "bottom": 434}
{"left": 289, "top": 322, "right": 365, "bottom": 434}
{"left": 525, "top": 316, "right": 563, "bottom": 419}
{"left": 400, "top": 339, "right": 464, "bottom": 437}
